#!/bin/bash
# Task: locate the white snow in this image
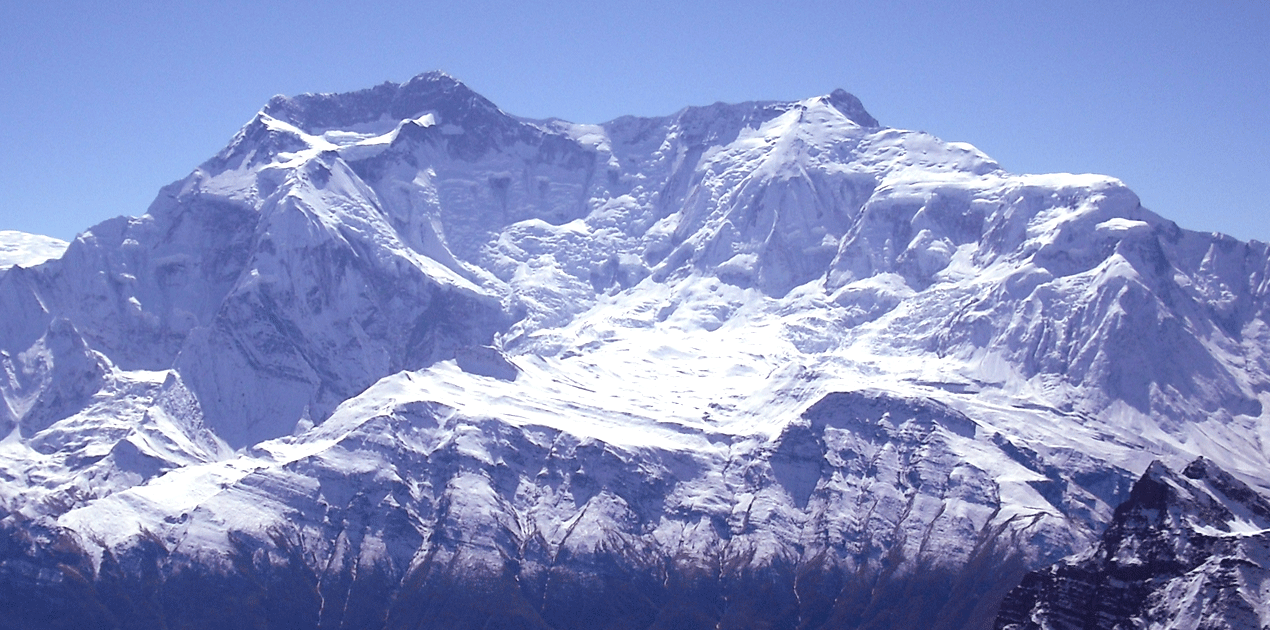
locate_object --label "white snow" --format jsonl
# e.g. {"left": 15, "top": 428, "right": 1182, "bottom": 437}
{"left": 1, "top": 78, "right": 1268, "bottom": 623}
{"left": 0, "top": 230, "right": 68, "bottom": 269}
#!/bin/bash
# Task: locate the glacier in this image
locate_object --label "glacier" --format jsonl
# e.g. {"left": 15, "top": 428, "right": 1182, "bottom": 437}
{"left": 1, "top": 71, "right": 1269, "bottom": 629}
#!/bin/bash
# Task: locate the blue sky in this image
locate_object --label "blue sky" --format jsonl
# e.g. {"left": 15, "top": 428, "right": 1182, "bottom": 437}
{"left": 2, "top": 1, "right": 1267, "bottom": 242}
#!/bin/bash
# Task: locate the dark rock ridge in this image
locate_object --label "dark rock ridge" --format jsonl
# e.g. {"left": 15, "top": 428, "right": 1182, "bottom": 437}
{"left": 0, "top": 390, "right": 1054, "bottom": 630}
{"left": 995, "top": 458, "right": 1270, "bottom": 630}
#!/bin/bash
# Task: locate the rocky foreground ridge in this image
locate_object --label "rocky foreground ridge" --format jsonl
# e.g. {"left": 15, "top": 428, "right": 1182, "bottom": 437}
{"left": 997, "top": 457, "right": 1270, "bottom": 630}
{"left": 2, "top": 72, "right": 1270, "bottom": 629}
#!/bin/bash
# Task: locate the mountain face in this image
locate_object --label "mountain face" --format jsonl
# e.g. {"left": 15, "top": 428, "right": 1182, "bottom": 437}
{"left": 2, "top": 71, "right": 1269, "bottom": 630}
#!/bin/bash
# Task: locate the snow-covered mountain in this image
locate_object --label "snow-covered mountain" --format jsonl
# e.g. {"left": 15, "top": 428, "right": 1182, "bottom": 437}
{"left": 2, "top": 71, "right": 1269, "bottom": 630}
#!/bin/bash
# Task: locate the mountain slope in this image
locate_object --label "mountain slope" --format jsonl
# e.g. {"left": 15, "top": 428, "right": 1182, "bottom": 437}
{"left": 2, "top": 71, "right": 1269, "bottom": 630}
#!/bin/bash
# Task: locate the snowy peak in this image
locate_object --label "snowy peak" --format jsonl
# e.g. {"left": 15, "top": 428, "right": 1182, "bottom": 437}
{"left": 185, "top": 71, "right": 1270, "bottom": 428}
{"left": 7, "top": 71, "right": 1269, "bottom": 449}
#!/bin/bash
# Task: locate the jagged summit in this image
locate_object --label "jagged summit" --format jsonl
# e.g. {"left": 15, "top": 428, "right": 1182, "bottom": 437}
{"left": 261, "top": 70, "right": 506, "bottom": 134}
{"left": 997, "top": 458, "right": 1270, "bottom": 630}
{"left": 262, "top": 70, "right": 882, "bottom": 134}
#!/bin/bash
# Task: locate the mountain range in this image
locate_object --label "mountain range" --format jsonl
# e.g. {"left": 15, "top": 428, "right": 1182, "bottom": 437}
{"left": 2, "top": 71, "right": 1269, "bottom": 630}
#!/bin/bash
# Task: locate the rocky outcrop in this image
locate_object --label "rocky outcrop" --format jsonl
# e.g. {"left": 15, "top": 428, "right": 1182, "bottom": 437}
{"left": 995, "top": 458, "right": 1270, "bottom": 630}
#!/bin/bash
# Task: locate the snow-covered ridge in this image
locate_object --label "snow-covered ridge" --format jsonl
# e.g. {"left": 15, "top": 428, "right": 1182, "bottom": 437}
{"left": 0, "top": 230, "right": 67, "bottom": 269}
{"left": 2, "top": 71, "right": 1270, "bottom": 630}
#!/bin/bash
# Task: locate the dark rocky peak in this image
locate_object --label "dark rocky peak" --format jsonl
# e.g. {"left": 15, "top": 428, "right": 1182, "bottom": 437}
{"left": 1106, "top": 457, "right": 1270, "bottom": 535}
{"left": 261, "top": 71, "right": 513, "bottom": 136}
{"left": 262, "top": 81, "right": 395, "bottom": 133}
{"left": 1108, "top": 459, "right": 1231, "bottom": 535}
{"left": 996, "top": 458, "right": 1270, "bottom": 630}
{"left": 1120, "top": 459, "right": 1177, "bottom": 513}
{"left": 1182, "top": 456, "right": 1270, "bottom": 526}
{"left": 826, "top": 88, "right": 880, "bottom": 128}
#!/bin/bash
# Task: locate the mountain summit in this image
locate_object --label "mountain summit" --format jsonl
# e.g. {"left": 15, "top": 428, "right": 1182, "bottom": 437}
{"left": 264, "top": 71, "right": 504, "bottom": 131}
{"left": 2, "top": 72, "right": 1269, "bottom": 630}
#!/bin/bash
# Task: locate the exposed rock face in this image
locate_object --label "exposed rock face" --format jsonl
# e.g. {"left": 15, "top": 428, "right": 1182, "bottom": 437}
{"left": 1, "top": 72, "right": 1269, "bottom": 629}
{"left": 0, "top": 390, "right": 1064, "bottom": 630}
{"left": 996, "top": 458, "right": 1270, "bottom": 630}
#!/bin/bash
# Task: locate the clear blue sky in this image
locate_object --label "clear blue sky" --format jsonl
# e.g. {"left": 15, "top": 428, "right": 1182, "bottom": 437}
{"left": 2, "top": 1, "right": 1267, "bottom": 242}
